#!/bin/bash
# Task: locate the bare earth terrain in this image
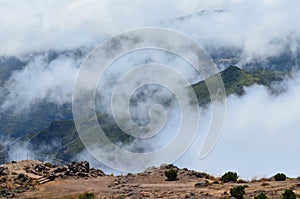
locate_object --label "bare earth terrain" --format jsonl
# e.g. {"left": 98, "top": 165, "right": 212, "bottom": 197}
{"left": 1, "top": 160, "right": 300, "bottom": 198}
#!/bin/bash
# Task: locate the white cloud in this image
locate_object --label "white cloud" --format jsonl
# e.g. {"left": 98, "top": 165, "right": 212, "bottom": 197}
{"left": 176, "top": 74, "right": 300, "bottom": 179}
{"left": 0, "top": 0, "right": 299, "bottom": 58}
{"left": 0, "top": 54, "right": 81, "bottom": 112}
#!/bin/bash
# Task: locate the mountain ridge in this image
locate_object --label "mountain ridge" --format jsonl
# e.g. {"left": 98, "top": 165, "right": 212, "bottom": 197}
{"left": 2, "top": 65, "right": 288, "bottom": 163}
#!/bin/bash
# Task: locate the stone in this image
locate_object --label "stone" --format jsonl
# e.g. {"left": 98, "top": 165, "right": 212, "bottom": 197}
{"left": 195, "top": 180, "right": 209, "bottom": 188}
{"left": 48, "top": 174, "right": 56, "bottom": 181}
{"left": 17, "top": 173, "right": 25, "bottom": 180}
{"left": 0, "top": 167, "right": 8, "bottom": 176}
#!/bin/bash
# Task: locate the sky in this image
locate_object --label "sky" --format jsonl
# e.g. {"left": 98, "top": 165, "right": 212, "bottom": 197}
{"left": 1, "top": 0, "right": 300, "bottom": 179}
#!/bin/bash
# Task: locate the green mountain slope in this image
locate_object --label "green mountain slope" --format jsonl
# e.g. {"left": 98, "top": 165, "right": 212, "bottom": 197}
{"left": 23, "top": 114, "right": 134, "bottom": 162}
{"left": 192, "top": 65, "right": 286, "bottom": 105}
{"left": 0, "top": 103, "right": 73, "bottom": 138}
{"left": 14, "top": 66, "right": 288, "bottom": 162}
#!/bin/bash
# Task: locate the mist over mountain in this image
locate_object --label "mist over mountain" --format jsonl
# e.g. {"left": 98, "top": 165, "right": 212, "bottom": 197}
{"left": 0, "top": 45, "right": 294, "bottom": 138}
{"left": 1, "top": 0, "right": 300, "bottom": 179}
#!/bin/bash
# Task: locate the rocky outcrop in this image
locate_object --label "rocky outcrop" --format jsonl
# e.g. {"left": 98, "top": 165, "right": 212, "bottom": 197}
{"left": 0, "top": 171, "right": 37, "bottom": 198}
{"left": 25, "top": 161, "right": 105, "bottom": 181}
{"left": 0, "top": 160, "right": 105, "bottom": 198}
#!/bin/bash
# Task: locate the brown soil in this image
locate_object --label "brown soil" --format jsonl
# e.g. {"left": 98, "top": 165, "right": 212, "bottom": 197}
{"left": 2, "top": 161, "right": 300, "bottom": 199}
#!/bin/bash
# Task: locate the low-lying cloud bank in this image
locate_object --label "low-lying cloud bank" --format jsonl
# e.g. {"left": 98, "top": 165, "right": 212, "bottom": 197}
{"left": 176, "top": 73, "right": 300, "bottom": 179}
{"left": 70, "top": 72, "right": 300, "bottom": 179}
{"left": 0, "top": 52, "right": 83, "bottom": 112}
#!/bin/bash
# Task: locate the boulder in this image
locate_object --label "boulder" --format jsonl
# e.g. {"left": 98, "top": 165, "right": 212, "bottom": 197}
{"left": 48, "top": 174, "right": 56, "bottom": 181}
{"left": 0, "top": 167, "right": 8, "bottom": 176}
{"left": 195, "top": 180, "right": 209, "bottom": 188}
{"left": 53, "top": 166, "right": 67, "bottom": 173}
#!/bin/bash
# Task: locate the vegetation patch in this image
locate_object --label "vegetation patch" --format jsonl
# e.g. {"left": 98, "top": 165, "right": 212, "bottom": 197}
{"left": 221, "top": 171, "right": 239, "bottom": 183}
{"left": 282, "top": 189, "right": 296, "bottom": 199}
{"left": 165, "top": 169, "right": 178, "bottom": 181}
{"left": 274, "top": 173, "right": 287, "bottom": 181}
{"left": 230, "top": 185, "right": 246, "bottom": 199}
{"left": 255, "top": 192, "right": 268, "bottom": 199}
{"left": 78, "top": 192, "right": 95, "bottom": 199}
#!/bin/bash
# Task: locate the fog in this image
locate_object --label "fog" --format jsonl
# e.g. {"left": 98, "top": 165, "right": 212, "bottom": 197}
{"left": 0, "top": 53, "right": 82, "bottom": 112}
{"left": 177, "top": 74, "right": 300, "bottom": 179}
{"left": 75, "top": 71, "right": 300, "bottom": 179}
{"left": 1, "top": 0, "right": 299, "bottom": 58}
{"left": 1, "top": 0, "right": 300, "bottom": 179}
{"left": 1, "top": 0, "right": 300, "bottom": 112}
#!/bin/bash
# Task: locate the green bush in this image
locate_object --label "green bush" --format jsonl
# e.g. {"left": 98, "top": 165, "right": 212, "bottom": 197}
{"left": 274, "top": 173, "right": 287, "bottom": 181}
{"left": 255, "top": 192, "right": 268, "bottom": 199}
{"left": 165, "top": 169, "right": 178, "bottom": 181}
{"left": 78, "top": 192, "right": 95, "bottom": 199}
{"left": 221, "top": 171, "right": 239, "bottom": 183}
{"left": 230, "top": 186, "right": 245, "bottom": 199}
{"left": 282, "top": 189, "right": 296, "bottom": 199}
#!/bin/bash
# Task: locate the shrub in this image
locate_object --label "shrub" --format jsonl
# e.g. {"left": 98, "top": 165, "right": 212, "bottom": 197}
{"left": 221, "top": 171, "right": 239, "bottom": 183}
{"left": 78, "top": 192, "right": 95, "bottom": 199}
{"left": 230, "top": 186, "right": 245, "bottom": 199}
{"left": 282, "top": 189, "right": 296, "bottom": 199}
{"left": 165, "top": 169, "right": 177, "bottom": 181}
{"left": 255, "top": 192, "right": 268, "bottom": 199}
{"left": 274, "top": 173, "right": 286, "bottom": 181}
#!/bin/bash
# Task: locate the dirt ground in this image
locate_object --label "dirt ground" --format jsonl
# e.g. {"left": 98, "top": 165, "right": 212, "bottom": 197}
{"left": 2, "top": 161, "right": 300, "bottom": 199}
{"left": 16, "top": 176, "right": 300, "bottom": 199}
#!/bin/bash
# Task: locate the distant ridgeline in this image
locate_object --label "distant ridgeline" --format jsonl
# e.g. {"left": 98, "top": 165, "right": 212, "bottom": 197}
{"left": 0, "top": 64, "right": 289, "bottom": 163}
{"left": 192, "top": 65, "right": 287, "bottom": 106}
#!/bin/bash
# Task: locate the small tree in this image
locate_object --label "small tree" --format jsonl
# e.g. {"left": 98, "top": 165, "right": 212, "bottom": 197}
{"left": 165, "top": 169, "right": 177, "bottom": 181}
{"left": 230, "top": 186, "right": 246, "bottom": 199}
{"left": 274, "top": 173, "right": 287, "bottom": 181}
{"left": 255, "top": 192, "right": 268, "bottom": 199}
{"left": 282, "top": 189, "right": 296, "bottom": 199}
{"left": 221, "top": 171, "right": 239, "bottom": 183}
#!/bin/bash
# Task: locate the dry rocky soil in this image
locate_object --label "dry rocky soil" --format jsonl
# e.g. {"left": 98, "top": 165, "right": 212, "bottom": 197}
{"left": 0, "top": 160, "right": 300, "bottom": 198}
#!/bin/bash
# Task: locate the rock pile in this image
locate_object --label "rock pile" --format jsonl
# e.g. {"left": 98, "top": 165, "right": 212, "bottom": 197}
{"left": 0, "top": 160, "right": 106, "bottom": 198}
{"left": 26, "top": 161, "right": 105, "bottom": 181}
{"left": 0, "top": 166, "right": 38, "bottom": 198}
{"left": 65, "top": 161, "right": 90, "bottom": 177}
